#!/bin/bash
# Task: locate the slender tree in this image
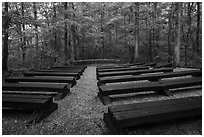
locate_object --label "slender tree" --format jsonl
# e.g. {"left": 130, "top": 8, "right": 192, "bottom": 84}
{"left": 133, "top": 2, "right": 139, "bottom": 62}
{"left": 21, "top": 2, "right": 26, "bottom": 64}
{"left": 174, "top": 2, "right": 181, "bottom": 67}
{"left": 167, "top": 3, "right": 173, "bottom": 63}
{"left": 2, "top": 2, "right": 9, "bottom": 71}
{"left": 196, "top": 2, "right": 200, "bottom": 54}
{"left": 64, "top": 2, "right": 68, "bottom": 64}
{"left": 33, "top": 2, "right": 38, "bottom": 54}
{"left": 101, "top": 3, "right": 105, "bottom": 59}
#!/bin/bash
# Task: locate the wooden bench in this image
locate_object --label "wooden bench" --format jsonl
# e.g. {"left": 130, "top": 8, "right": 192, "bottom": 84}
{"left": 97, "top": 68, "right": 173, "bottom": 79}
{"left": 97, "top": 70, "right": 202, "bottom": 86}
{"left": 97, "top": 62, "right": 146, "bottom": 71}
{"left": 104, "top": 96, "right": 202, "bottom": 134}
{"left": 154, "top": 63, "right": 173, "bottom": 68}
{"left": 48, "top": 67, "right": 86, "bottom": 73}
{"left": 5, "top": 76, "right": 76, "bottom": 87}
{"left": 97, "top": 66, "right": 149, "bottom": 73}
{"left": 142, "top": 62, "right": 157, "bottom": 67}
{"left": 2, "top": 82, "right": 71, "bottom": 99}
{"left": 2, "top": 94, "right": 58, "bottom": 124}
{"left": 50, "top": 65, "right": 87, "bottom": 71}
{"left": 98, "top": 77, "right": 202, "bottom": 105}
{"left": 36, "top": 69, "right": 83, "bottom": 75}
{"left": 24, "top": 72, "right": 80, "bottom": 80}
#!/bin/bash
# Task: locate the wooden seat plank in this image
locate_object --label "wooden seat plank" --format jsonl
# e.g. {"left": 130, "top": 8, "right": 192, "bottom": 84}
{"left": 98, "top": 76, "right": 202, "bottom": 105}
{"left": 99, "top": 82, "right": 163, "bottom": 96}
{"left": 5, "top": 76, "right": 76, "bottom": 87}
{"left": 37, "top": 69, "right": 83, "bottom": 75}
{"left": 161, "top": 77, "right": 202, "bottom": 89}
{"left": 2, "top": 91, "right": 58, "bottom": 96}
{"left": 98, "top": 82, "right": 165, "bottom": 104}
{"left": 98, "top": 70, "right": 202, "bottom": 85}
{"left": 2, "top": 94, "right": 58, "bottom": 124}
{"left": 97, "top": 66, "right": 149, "bottom": 73}
{"left": 2, "top": 95, "right": 53, "bottom": 110}
{"left": 109, "top": 96, "right": 201, "bottom": 113}
{"left": 24, "top": 72, "right": 80, "bottom": 79}
{"left": 97, "top": 68, "right": 173, "bottom": 78}
{"left": 2, "top": 82, "right": 70, "bottom": 99}
{"left": 155, "top": 63, "right": 173, "bottom": 68}
{"left": 105, "top": 96, "right": 202, "bottom": 134}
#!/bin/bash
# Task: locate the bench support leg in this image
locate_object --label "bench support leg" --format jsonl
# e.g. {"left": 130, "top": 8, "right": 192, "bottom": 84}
{"left": 104, "top": 113, "right": 128, "bottom": 134}
{"left": 98, "top": 92, "right": 111, "bottom": 105}
{"left": 157, "top": 89, "right": 173, "bottom": 96}
{"left": 27, "top": 103, "right": 58, "bottom": 125}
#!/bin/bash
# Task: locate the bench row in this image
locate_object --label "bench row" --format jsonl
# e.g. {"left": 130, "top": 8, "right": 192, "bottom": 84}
{"left": 2, "top": 65, "right": 87, "bottom": 124}
{"left": 104, "top": 96, "right": 202, "bottom": 134}
{"left": 98, "top": 76, "right": 202, "bottom": 105}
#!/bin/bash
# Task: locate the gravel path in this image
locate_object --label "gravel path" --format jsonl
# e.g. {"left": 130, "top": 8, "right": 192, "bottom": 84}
{"left": 2, "top": 66, "right": 202, "bottom": 135}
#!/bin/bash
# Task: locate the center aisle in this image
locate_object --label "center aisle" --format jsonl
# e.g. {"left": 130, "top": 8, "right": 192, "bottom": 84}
{"left": 28, "top": 66, "right": 109, "bottom": 135}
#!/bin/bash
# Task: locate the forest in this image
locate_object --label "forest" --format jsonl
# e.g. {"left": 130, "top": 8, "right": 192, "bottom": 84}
{"left": 2, "top": 2, "right": 202, "bottom": 71}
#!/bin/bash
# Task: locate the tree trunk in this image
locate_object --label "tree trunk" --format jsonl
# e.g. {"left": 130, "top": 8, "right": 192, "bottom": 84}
{"left": 72, "top": 3, "right": 77, "bottom": 61}
{"left": 196, "top": 2, "right": 200, "bottom": 54}
{"left": 148, "top": 3, "right": 153, "bottom": 63}
{"left": 33, "top": 2, "right": 38, "bottom": 68}
{"left": 167, "top": 3, "right": 173, "bottom": 63}
{"left": 148, "top": 30, "right": 153, "bottom": 63}
{"left": 53, "top": 3, "right": 58, "bottom": 59}
{"left": 101, "top": 3, "right": 105, "bottom": 59}
{"left": 129, "top": 5, "right": 134, "bottom": 63}
{"left": 133, "top": 2, "right": 139, "bottom": 63}
{"left": 174, "top": 2, "right": 181, "bottom": 67}
{"left": 64, "top": 2, "right": 68, "bottom": 64}
{"left": 184, "top": 3, "right": 192, "bottom": 66}
{"left": 33, "top": 2, "right": 38, "bottom": 53}
{"left": 2, "top": 2, "right": 9, "bottom": 71}
{"left": 21, "top": 2, "right": 26, "bottom": 65}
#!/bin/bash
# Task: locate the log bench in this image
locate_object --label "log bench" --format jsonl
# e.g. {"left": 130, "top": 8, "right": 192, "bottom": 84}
{"left": 24, "top": 72, "right": 80, "bottom": 80}
{"left": 5, "top": 76, "right": 76, "bottom": 87}
{"left": 97, "top": 66, "right": 149, "bottom": 73}
{"left": 142, "top": 62, "right": 157, "bottom": 67}
{"left": 2, "top": 82, "right": 71, "bottom": 99}
{"left": 36, "top": 69, "right": 83, "bottom": 76}
{"left": 96, "top": 62, "right": 149, "bottom": 71}
{"left": 104, "top": 96, "right": 202, "bottom": 134}
{"left": 97, "top": 70, "right": 202, "bottom": 86}
{"left": 97, "top": 68, "right": 173, "bottom": 80}
{"left": 50, "top": 65, "right": 87, "bottom": 71}
{"left": 98, "top": 77, "right": 202, "bottom": 105}
{"left": 2, "top": 94, "right": 58, "bottom": 124}
{"left": 48, "top": 67, "right": 86, "bottom": 73}
{"left": 154, "top": 63, "right": 173, "bottom": 68}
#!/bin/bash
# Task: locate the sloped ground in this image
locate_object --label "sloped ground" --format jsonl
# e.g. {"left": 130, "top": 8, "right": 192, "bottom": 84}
{"left": 2, "top": 66, "right": 202, "bottom": 135}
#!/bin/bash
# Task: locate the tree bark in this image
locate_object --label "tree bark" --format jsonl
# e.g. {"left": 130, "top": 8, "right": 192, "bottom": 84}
{"left": 21, "top": 2, "right": 26, "bottom": 65}
{"left": 72, "top": 3, "right": 78, "bottom": 61}
{"left": 129, "top": 5, "right": 134, "bottom": 63}
{"left": 167, "top": 3, "right": 173, "bottom": 63}
{"left": 101, "top": 3, "right": 105, "bottom": 59}
{"left": 133, "top": 2, "right": 139, "bottom": 62}
{"left": 64, "top": 2, "right": 68, "bottom": 64}
{"left": 196, "top": 2, "right": 200, "bottom": 54}
{"left": 184, "top": 3, "right": 192, "bottom": 66}
{"left": 33, "top": 2, "right": 38, "bottom": 54}
{"left": 2, "top": 2, "right": 9, "bottom": 71}
{"left": 174, "top": 2, "right": 181, "bottom": 67}
{"left": 53, "top": 3, "right": 57, "bottom": 58}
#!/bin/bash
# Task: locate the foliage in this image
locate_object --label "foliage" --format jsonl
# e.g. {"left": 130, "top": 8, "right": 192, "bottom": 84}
{"left": 2, "top": 2, "right": 202, "bottom": 69}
